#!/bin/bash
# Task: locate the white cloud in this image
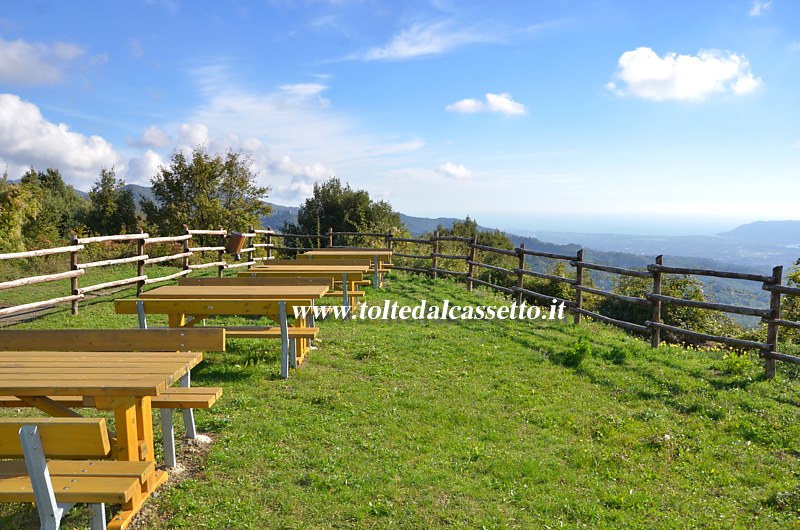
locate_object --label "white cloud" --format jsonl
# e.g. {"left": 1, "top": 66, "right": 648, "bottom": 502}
{"left": 130, "top": 125, "right": 172, "bottom": 148}
{"left": 436, "top": 162, "right": 472, "bottom": 180}
{"left": 607, "top": 47, "right": 762, "bottom": 101}
{"left": 275, "top": 174, "right": 318, "bottom": 204}
{"left": 353, "top": 21, "right": 498, "bottom": 61}
{"left": 126, "top": 149, "right": 164, "bottom": 184}
{"left": 749, "top": 0, "right": 772, "bottom": 16}
{"left": 177, "top": 123, "right": 210, "bottom": 147}
{"left": 446, "top": 93, "right": 527, "bottom": 116}
{"left": 0, "top": 37, "right": 87, "bottom": 86}
{"left": 0, "top": 93, "right": 120, "bottom": 187}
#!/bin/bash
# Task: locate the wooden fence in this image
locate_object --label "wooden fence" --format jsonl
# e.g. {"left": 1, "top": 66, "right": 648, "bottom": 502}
{"left": 2, "top": 227, "right": 800, "bottom": 378}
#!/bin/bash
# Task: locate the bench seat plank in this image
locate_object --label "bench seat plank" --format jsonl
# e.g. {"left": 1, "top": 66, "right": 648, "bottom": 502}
{"left": 0, "top": 459, "right": 154, "bottom": 483}
{"left": 0, "top": 386, "right": 222, "bottom": 410}
{"left": 0, "top": 475, "right": 139, "bottom": 504}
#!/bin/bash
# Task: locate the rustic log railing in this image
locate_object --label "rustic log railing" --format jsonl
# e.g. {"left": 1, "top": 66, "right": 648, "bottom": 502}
{"left": 3, "top": 226, "right": 800, "bottom": 377}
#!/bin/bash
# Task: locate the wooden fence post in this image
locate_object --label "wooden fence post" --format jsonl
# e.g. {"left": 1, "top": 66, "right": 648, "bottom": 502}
{"left": 466, "top": 233, "right": 477, "bottom": 291}
{"left": 218, "top": 227, "right": 225, "bottom": 278}
{"left": 136, "top": 228, "right": 146, "bottom": 295}
{"left": 327, "top": 227, "right": 334, "bottom": 248}
{"left": 650, "top": 255, "right": 664, "bottom": 348}
{"left": 182, "top": 225, "right": 191, "bottom": 273}
{"left": 266, "top": 227, "right": 273, "bottom": 260}
{"left": 573, "top": 249, "right": 584, "bottom": 325}
{"left": 69, "top": 233, "right": 79, "bottom": 315}
{"left": 764, "top": 265, "right": 783, "bottom": 379}
{"left": 516, "top": 243, "right": 526, "bottom": 305}
{"left": 431, "top": 230, "right": 439, "bottom": 279}
{"left": 247, "top": 225, "right": 255, "bottom": 263}
{"left": 386, "top": 230, "right": 393, "bottom": 263}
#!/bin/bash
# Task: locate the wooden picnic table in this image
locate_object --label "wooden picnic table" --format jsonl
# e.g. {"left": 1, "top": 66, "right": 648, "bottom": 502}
{"left": 244, "top": 263, "right": 369, "bottom": 297}
{"left": 0, "top": 350, "right": 202, "bottom": 528}
{"left": 132, "top": 283, "right": 330, "bottom": 377}
{"left": 301, "top": 249, "right": 393, "bottom": 287}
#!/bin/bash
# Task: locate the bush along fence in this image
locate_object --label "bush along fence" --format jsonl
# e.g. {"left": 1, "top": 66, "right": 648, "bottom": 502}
{"left": 1, "top": 227, "right": 799, "bottom": 378}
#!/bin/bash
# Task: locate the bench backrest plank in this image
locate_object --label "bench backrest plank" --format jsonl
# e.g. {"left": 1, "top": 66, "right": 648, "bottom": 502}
{"left": 0, "top": 418, "right": 110, "bottom": 458}
{"left": 0, "top": 328, "right": 226, "bottom": 352}
{"left": 115, "top": 298, "right": 310, "bottom": 316}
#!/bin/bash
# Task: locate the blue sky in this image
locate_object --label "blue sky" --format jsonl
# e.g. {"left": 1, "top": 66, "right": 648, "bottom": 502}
{"left": 0, "top": 0, "right": 798, "bottom": 235}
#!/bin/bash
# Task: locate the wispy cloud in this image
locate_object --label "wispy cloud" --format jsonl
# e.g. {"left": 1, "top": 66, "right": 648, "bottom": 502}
{"left": 0, "top": 37, "right": 88, "bottom": 86}
{"left": 150, "top": 62, "right": 426, "bottom": 202}
{"left": 436, "top": 162, "right": 472, "bottom": 180}
{"left": 350, "top": 20, "right": 499, "bottom": 61}
{"left": 446, "top": 93, "right": 528, "bottom": 116}
{"left": 749, "top": 0, "right": 772, "bottom": 16}
{"left": 607, "top": 47, "right": 762, "bottom": 101}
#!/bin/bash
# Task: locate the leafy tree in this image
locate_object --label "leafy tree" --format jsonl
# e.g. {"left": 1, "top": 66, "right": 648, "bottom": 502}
{"left": 287, "top": 177, "right": 403, "bottom": 246}
{"left": 83, "top": 168, "right": 138, "bottom": 235}
{"left": 19, "top": 167, "right": 88, "bottom": 246}
{"left": 141, "top": 147, "right": 270, "bottom": 235}
{"left": 434, "top": 217, "right": 517, "bottom": 285}
{"left": 780, "top": 261, "right": 800, "bottom": 345}
{"left": 0, "top": 171, "right": 41, "bottom": 252}
{"left": 598, "top": 274, "right": 738, "bottom": 344}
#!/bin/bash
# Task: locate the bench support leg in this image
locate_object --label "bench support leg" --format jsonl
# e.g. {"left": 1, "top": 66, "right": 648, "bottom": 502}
{"left": 180, "top": 372, "right": 196, "bottom": 439}
{"left": 20, "top": 425, "right": 83, "bottom": 530}
{"left": 279, "top": 301, "right": 289, "bottom": 379}
{"left": 290, "top": 337, "right": 297, "bottom": 368}
{"left": 160, "top": 408, "right": 177, "bottom": 468}
{"left": 136, "top": 300, "right": 147, "bottom": 329}
{"left": 342, "top": 273, "right": 350, "bottom": 320}
{"left": 90, "top": 503, "right": 107, "bottom": 530}
{"left": 373, "top": 255, "right": 379, "bottom": 289}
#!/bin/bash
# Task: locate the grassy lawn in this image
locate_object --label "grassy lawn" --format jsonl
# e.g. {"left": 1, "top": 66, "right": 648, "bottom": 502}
{"left": 3, "top": 272, "right": 800, "bottom": 528}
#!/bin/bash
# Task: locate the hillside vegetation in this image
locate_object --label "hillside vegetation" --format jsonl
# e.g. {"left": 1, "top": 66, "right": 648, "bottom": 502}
{"left": 2, "top": 273, "right": 800, "bottom": 529}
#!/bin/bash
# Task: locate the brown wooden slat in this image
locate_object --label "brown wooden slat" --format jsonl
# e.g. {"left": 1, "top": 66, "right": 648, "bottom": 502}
{"left": 0, "top": 329, "right": 225, "bottom": 353}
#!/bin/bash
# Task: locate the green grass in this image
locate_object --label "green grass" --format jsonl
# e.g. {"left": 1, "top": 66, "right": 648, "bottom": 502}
{"left": 3, "top": 272, "right": 800, "bottom": 528}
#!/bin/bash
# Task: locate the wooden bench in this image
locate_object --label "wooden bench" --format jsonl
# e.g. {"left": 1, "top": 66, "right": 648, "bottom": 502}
{"left": 0, "top": 329, "right": 225, "bottom": 468}
{"left": 0, "top": 417, "right": 156, "bottom": 530}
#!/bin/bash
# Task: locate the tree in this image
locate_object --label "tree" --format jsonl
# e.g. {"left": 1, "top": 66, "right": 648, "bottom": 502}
{"left": 597, "top": 274, "right": 738, "bottom": 344}
{"left": 141, "top": 147, "right": 270, "bottom": 235}
{"left": 83, "top": 168, "right": 138, "bottom": 235}
{"left": 287, "top": 177, "right": 403, "bottom": 246}
{"left": 0, "top": 171, "right": 41, "bottom": 252}
{"left": 18, "top": 167, "right": 87, "bottom": 246}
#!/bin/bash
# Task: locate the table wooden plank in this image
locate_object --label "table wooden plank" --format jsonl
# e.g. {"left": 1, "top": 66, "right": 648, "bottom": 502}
{"left": 140, "top": 284, "right": 328, "bottom": 300}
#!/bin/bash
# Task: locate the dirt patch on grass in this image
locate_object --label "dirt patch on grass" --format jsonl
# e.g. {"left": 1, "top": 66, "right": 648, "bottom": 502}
{"left": 127, "top": 434, "right": 216, "bottom": 530}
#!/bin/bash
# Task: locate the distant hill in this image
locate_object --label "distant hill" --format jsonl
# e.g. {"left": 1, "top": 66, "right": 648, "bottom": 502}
{"left": 122, "top": 184, "right": 155, "bottom": 205}
{"left": 261, "top": 203, "right": 300, "bottom": 230}
{"left": 718, "top": 220, "right": 800, "bottom": 244}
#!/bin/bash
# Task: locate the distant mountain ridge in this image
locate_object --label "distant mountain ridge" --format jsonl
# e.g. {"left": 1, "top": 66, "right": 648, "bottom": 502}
{"left": 718, "top": 220, "right": 800, "bottom": 244}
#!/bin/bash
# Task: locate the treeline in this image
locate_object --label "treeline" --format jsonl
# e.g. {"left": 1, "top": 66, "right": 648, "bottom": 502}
{"left": 0, "top": 146, "right": 407, "bottom": 254}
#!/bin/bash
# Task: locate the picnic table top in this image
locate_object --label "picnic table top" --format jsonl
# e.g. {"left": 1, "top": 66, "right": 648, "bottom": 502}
{"left": 0, "top": 351, "right": 201, "bottom": 397}
{"left": 247, "top": 263, "right": 370, "bottom": 272}
{"left": 302, "top": 249, "right": 392, "bottom": 258}
{"left": 140, "top": 284, "right": 329, "bottom": 300}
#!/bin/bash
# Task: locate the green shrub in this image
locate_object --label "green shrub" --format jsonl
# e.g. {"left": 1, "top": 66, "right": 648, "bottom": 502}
{"left": 552, "top": 338, "right": 591, "bottom": 367}
{"left": 601, "top": 346, "right": 629, "bottom": 365}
